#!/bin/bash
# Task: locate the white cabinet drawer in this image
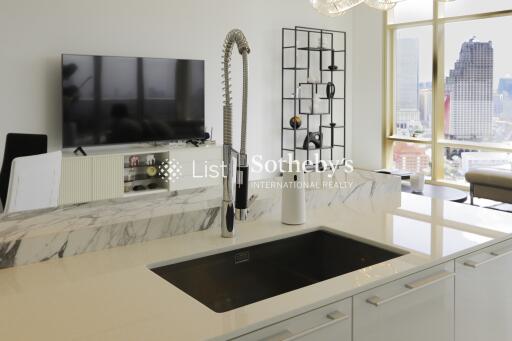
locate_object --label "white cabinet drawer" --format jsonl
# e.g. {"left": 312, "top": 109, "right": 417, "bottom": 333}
{"left": 455, "top": 239, "right": 512, "bottom": 341}
{"left": 353, "top": 262, "right": 455, "bottom": 341}
{"left": 233, "top": 298, "right": 352, "bottom": 341}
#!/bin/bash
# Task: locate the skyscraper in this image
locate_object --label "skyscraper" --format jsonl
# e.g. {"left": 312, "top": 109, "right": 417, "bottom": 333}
{"left": 498, "top": 77, "right": 512, "bottom": 95}
{"left": 497, "top": 76, "right": 512, "bottom": 121}
{"left": 396, "top": 38, "right": 421, "bottom": 130}
{"left": 445, "top": 37, "right": 493, "bottom": 140}
{"left": 397, "top": 38, "right": 419, "bottom": 111}
{"left": 419, "top": 82, "right": 432, "bottom": 128}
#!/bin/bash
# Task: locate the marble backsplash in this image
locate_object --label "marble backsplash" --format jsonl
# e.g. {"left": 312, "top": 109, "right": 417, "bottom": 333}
{"left": 0, "top": 169, "right": 400, "bottom": 268}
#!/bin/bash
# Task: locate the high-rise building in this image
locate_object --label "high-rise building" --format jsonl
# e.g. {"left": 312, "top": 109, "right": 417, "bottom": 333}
{"left": 445, "top": 37, "right": 493, "bottom": 140}
{"left": 419, "top": 84, "right": 432, "bottom": 127}
{"left": 497, "top": 76, "right": 512, "bottom": 121}
{"left": 396, "top": 38, "right": 421, "bottom": 131}
{"left": 396, "top": 38, "right": 419, "bottom": 111}
{"left": 498, "top": 77, "right": 512, "bottom": 95}
{"left": 393, "top": 142, "right": 430, "bottom": 174}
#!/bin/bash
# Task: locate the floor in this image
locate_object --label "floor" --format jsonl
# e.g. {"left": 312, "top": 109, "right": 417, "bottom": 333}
{"left": 468, "top": 197, "right": 512, "bottom": 213}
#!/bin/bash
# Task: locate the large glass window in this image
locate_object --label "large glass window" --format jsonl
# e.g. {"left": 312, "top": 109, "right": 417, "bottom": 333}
{"left": 443, "top": 148, "right": 512, "bottom": 184}
{"left": 439, "top": 0, "right": 512, "bottom": 19}
{"left": 388, "top": 0, "right": 433, "bottom": 25}
{"left": 386, "top": 2, "right": 512, "bottom": 186}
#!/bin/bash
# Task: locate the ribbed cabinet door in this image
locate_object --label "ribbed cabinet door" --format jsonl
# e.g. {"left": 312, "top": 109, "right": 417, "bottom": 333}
{"left": 92, "top": 156, "right": 123, "bottom": 201}
{"left": 59, "top": 157, "right": 93, "bottom": 205}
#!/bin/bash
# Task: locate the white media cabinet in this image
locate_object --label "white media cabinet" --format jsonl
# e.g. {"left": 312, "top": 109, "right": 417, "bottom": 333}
{"left": 59, "top": 144, "right": 222, "bottom": 205}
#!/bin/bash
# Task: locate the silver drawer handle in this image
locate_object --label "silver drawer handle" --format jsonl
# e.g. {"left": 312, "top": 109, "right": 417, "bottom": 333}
{"left": 260, "top": 311, "right": 349, "bottom": 341}
{"left": 366, "top": 270, "right": 455, "bottom": 307}
{"left": 464, "top": 247, "right": 512, "bottom": 269}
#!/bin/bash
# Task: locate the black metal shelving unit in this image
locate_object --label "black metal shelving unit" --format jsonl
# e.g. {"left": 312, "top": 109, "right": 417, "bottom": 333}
{"left": 281, "top": 26, "right": 346, "bottom": 166}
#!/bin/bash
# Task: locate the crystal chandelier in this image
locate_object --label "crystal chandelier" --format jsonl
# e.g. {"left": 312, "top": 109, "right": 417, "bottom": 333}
{"left": 310, "top": 0, "right": 454, "bottom": 15}
{"left": 364, "top": 0, "right": 398, "bottom": 10}
{"left": 309, "top": 0, "right": 364, "bottom": 17}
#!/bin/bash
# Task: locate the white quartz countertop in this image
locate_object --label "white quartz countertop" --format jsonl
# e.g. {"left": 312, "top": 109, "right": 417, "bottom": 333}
{"left": 0, "top": 192, "right": 511, "bottom": 340}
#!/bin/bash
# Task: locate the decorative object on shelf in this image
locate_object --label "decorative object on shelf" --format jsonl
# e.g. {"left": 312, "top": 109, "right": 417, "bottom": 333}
{"left": 326, "top": 82, "right": 336, "bottom": 128}
{"left": 133, "top": 185, "right": 146, "bottom": 191}
{"left": 328, "top": 50, "right": 338, "bottom": 71}
{"left": 326, "top": 82, "right": 336, "bottom": 99}
{"left": 146, "top": 166, "right": 158, "bottom": 177}
{"left": 128, "top": 155, "right": 140, "bottom": 167}
{"left": 289, "top": 115, "right": 303, "bottom": 129}
{"left": 147, "top": 183, "right": 159, "bottom": 190}
{"left": 309, "top": 0, "right": 363, "bottom": 17}
{"left": 282, "top": 26, "right": 346, "bottom": 166}
{"left": 145, "top": 154, "right": 155, "bottom": 166}
{"left": 126, "top": 168, "right": 136, "bottom": 182}
{"left": 281, "top": 161, "right": 306, "bottom": 225}
{"left": 303, "top": 132, "right": 323, "bottom": 150}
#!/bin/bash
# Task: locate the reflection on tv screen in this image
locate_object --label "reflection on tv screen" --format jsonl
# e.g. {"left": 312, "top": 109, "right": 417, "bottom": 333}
{"left": 62, "top": 55, "right": 205, "bottom": 147}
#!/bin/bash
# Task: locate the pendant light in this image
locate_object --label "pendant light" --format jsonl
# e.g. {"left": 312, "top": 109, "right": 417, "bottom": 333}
{"left": 364, "top": 0, "right": 397, "bottom": 10}
{"left": 309, "top": 0, "right": 456, "bottom": 16}
{"left": 309, "top": 0, "right": 364, "bottom": 17}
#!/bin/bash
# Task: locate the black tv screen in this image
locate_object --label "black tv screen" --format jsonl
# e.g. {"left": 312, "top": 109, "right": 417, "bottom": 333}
{"left": 62, "top": 54, "right": 205, "bottom": 147}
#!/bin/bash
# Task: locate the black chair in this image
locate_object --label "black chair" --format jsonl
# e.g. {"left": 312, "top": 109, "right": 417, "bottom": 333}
{"left": 0, "top": 133, "right": 48, "bottom": 208}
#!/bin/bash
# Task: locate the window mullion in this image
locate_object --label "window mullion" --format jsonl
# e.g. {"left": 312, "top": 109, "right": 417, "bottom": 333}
{"left": 432, "top": 0, "right": 445, "bottom": 181}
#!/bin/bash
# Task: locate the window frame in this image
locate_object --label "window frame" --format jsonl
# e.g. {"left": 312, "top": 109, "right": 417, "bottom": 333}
{"left": 384, "top": 2, "right": 512, "bottom": 189}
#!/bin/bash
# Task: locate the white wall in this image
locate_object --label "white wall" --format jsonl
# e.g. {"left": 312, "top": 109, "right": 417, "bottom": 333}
{"left": 0, "top": 0, "right": 359, "bottom": 179}
{"left": 351, "top": 6, "right": 385, "bottom": 170}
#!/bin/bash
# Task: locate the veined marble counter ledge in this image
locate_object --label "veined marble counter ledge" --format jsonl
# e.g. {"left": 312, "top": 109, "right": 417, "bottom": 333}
{"left": 0, "top": 186, "right": 224, "bottom": 268}
{"left": 0, "top": 192, "right": 511, "bottom": 340}
{"left": 0, "top": 169, "right": 399, "bottom": 269}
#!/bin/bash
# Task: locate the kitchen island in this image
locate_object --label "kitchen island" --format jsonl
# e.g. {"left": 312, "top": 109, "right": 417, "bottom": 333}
{"left": 0, "top": 173, "right": 511, "bottom": 340}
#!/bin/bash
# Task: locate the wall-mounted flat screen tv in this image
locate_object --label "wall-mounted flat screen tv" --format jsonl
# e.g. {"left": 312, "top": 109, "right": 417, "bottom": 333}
{"left": 62, "top": 54, "right": 205, "bottom": 148}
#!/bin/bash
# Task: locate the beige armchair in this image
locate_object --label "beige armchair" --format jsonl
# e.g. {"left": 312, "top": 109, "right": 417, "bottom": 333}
{"left": 465, "top": 168, "right": 512, "bottom": 205}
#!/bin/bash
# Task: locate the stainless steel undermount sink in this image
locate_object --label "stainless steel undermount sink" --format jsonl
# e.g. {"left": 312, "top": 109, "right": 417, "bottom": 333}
{"left": 150, "top": 229, "right": 406, "bottom": 313}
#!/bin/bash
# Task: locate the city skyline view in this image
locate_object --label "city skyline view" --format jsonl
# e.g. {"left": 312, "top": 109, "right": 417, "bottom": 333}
{"left": 393, "top": 15, "right": 512, "bottom": 181}
{"left": 396, "top": 36, "right": 512, "bottom": 141}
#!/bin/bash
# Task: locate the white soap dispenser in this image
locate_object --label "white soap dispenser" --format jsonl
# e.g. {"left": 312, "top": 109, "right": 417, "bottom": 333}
{"left": 281, "top": 161, "right": 306, "bottom": 225}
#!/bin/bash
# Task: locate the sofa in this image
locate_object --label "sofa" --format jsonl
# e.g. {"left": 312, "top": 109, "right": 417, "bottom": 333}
{"left": 465, "top": 168, "right": 512, "bottom": 205}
